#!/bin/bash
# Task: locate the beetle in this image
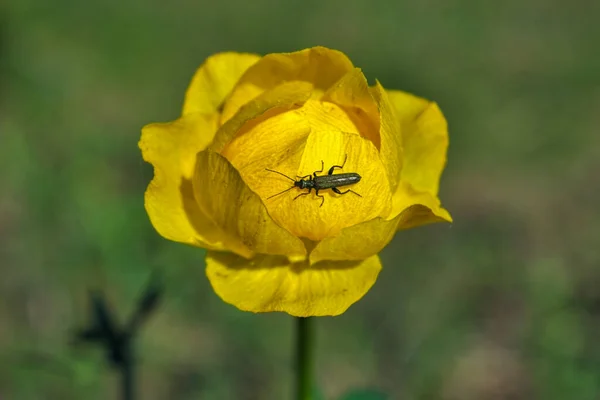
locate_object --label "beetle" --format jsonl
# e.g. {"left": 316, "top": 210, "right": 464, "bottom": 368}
{"left": 265, "top": 155, "right": 362, "bottom": 207}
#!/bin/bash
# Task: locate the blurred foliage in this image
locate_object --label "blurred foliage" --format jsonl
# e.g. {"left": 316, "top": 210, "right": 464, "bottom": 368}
{"left": 1, "top": 0, "right": 600, "bottom": 399}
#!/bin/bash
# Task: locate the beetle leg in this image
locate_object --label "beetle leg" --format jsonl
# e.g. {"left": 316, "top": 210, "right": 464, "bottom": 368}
{"left": 328, "top": 154, "right": 348, "bottom": 175}
{"left": 293, "top": 188, "right": 311, "bottom": 201}
{"left": 312, "top": 160, "right": 324, "bottom": 178}
{"left": 332, "top": 187, "right": 362, "bottom": 197}
{"left": 315, "top": 189, "right": 325, "bottom": 207}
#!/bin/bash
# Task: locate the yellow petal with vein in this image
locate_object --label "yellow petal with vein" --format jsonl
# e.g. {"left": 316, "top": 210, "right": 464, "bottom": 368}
{"left": 206, "top": 251, "right": 382, "bottom": 316}
{"left": 388, "top": 90, "right": 449, "bottom": 196}
{"left": 370, "top": 82, "right": 403, "bottom": 196}
{"left": 210, "top": 81, "right": 313, "bottom": 153}
{"left": 194, "top": 150, "right": 306, "bottom": 257}
{"left": 322, "top": 68, "right": 380, "bottom": 148}
{"left": 139, "top": 113, "right": 241, "bottom": 253}
{"left": 183, "top": 52, "right": 260, "bottom": 116}
{"left": 311, "top": 182, "right": 452, "bottom": 263}
{"left": 251, "top": 130, "right": 392, "bottom": 241}
{"left": 221, "top": 46, "right": 354, "bottom": 123}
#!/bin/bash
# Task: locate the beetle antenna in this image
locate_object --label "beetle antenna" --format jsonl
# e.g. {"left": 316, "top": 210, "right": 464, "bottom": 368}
{"left": 267, "top": 186, "right": 295, "bottom": 200}
{"left": 265, "top": 168, "right": 296, "bottom": 182}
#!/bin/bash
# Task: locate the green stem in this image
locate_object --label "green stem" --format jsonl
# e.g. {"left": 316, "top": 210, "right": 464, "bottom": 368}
{"left": 296, "top": 316, "right": 314, "bottom": 400}
{"left": 121, "top": 359, "right": 134, "bottom": 400}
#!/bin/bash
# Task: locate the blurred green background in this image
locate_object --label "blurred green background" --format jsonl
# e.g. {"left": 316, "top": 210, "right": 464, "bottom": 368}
{"left": 2, "top": 0, "right": 600, "bottom": 399}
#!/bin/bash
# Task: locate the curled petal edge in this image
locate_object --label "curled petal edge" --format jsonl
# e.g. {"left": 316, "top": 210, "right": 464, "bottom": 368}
{"left": 310, "top": 188, "right": 452, "bottom": 263}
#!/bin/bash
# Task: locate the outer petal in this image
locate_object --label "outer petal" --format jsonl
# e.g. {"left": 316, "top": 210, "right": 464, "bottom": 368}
{"left": 220, "top": 46, "right": 354, "bottom": 124}
{"left": 391, "top": 181, "right": 452, "bottom": 229}
{"left": 194, "top": 150, "right": 306, "bottom": 257}
{"left": 388, "top": 90, "right": 449, "bottom": 196}
{"left": 310, "top": 182, "right": 452, "bottom": 263}
{"left": 370, "top": 81, "right": 403, "bottom": 197}
{"left": 140, "top": 113, "right": 233, "bottom": 252}
{"left": 210, "top": 81, "right": 313, "bottom": 153}
{"left": 385, "top": 89, "right": 430, "bottom": 127}
{"left": 206, "top": 251, "right": 382, "bottom": 316}
{"left": 321, "top": 68, "right": 380, "bottom": 148}
{"left": 182, "top": 52, "right": 261, "bottom": 116}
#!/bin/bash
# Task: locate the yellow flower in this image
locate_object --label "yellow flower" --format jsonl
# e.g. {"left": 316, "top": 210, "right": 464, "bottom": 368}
{"left": 139, "top": 47, "right": 452, "bottom": 317}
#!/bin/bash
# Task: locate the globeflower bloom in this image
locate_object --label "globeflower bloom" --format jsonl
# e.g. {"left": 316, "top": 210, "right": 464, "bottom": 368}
{"left": 140, "top": 47, "right": 452, "bottom": 317}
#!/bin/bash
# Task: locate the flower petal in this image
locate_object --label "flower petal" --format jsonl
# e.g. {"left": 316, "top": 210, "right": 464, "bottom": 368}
{"left": 303, "top": 99, "right": 363, "bottom": 134}
{"left": 391, "top": 181, "right": 452, "bottom": 229}
{"left": 322, "top": 68, "right": 380, "bottom": 148}
{"left": 139, "top": 113, "right": 236, "bottom": 252}
{"left": 245, "top": 130, "right": 392, "bottom": 241}
{"left": 221, "top": 46, "right": 354, "bottom": 124}
{"left": 205, "top": 251, "right": 382, "bottom": 316}
{"left": 388, "top": 90, "right": 449, "bottom": 196}
{"left": 310, "top": 182, "right": 452, "bottom": 263}
{"left": 222, "top": 102, "right": 311, "bottom": 174}
{"left": 370, "top": 81, "right": 403, "bottom": 197}
{"left": 210, "top": 81, "right": 313, "bottom": 153}
{"left": 194, "top": 150, "right": 306, "bottom": 257}
{"left": 310, "top": 217, "right": 398, "bottom": 263}
{"left": 222, "top": 99, "right": 368, "bottom": 189}
{"left": 182, "top": 52, "right": 261, "bottom": 116}
{"left": 385, "top": 89, "right": 430, "bottom": 126}
{"left": 309, "top": 203, "right": 450, "bottom": 263}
